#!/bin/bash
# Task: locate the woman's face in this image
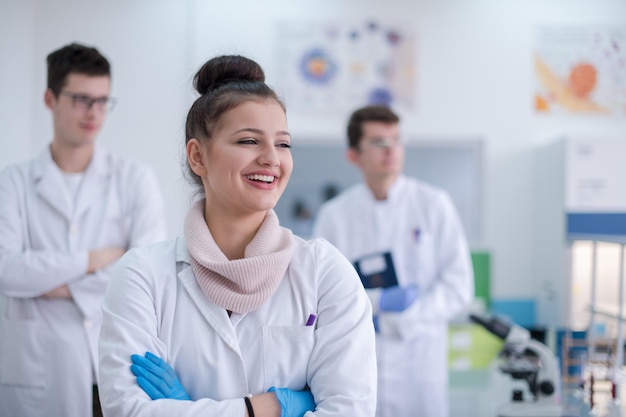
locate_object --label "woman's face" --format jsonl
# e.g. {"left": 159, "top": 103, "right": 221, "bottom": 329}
{"left": 196, "top": 99, "right": 292, "bottom": 217}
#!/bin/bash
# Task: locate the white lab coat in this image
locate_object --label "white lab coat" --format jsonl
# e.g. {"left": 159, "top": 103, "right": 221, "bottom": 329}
{"left": 98, "top": 235, "right": 377, "bottom": 417}
{"left": 312, "top": 175, "right": 474, "bottom": 417}
{"left": 0, "top": 146, "right": 167, "bottom": 417}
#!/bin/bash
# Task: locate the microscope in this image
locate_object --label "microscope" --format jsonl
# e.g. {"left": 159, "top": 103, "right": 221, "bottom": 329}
{"left": 470, "top": 313, "right": 563, "bottom": 417}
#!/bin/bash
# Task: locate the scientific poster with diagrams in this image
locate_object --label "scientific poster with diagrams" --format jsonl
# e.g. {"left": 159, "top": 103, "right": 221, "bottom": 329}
{"left": 274, "top": 20, "right": 416, "bottom": 113}
{"left": 534, "top": 26, "right": 626, "bottom": 116}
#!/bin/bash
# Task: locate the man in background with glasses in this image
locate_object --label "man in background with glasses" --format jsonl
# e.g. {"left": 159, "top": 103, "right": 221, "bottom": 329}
{"left": 0, "top": 42, "right": 167, "bottom": 417}
{"left": 313, "top": 105, "right": 474, "bottom": 417}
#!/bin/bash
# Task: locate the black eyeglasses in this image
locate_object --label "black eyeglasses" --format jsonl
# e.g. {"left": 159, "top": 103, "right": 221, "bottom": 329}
{"left": 59, "top": 91, "right": 117, "bottom": 112}
{"left": 361, "top": 137, "right": 402, "bottom": 150}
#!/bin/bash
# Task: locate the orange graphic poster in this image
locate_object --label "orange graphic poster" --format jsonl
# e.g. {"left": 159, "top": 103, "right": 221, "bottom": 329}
{"left": 534, "top": 26, "right": 626, "bottom": 116}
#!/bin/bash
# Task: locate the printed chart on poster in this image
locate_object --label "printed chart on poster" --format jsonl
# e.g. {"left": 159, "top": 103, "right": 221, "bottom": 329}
{"left": 534, "top": 25, "right": 626, "bottom": 116}
{"left": 274, "top": 20, "right": 416, "bottom": 113}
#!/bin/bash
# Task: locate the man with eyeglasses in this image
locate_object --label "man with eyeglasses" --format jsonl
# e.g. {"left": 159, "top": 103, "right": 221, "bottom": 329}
{"left": 0, "top": 43, "right": 167, "bottom": 417}
{"left": 312, "top": 105, "right": 474, "bottom": 417}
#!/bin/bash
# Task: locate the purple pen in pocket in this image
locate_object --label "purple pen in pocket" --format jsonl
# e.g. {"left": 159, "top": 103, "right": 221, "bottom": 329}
{"left": 305, "top": 314, "right": 316, "bottom": 326}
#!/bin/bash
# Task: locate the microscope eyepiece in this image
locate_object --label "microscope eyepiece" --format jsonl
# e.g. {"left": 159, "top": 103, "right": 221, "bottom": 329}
{"left": 469, "top": 313, "right": 511, "bottom": 340}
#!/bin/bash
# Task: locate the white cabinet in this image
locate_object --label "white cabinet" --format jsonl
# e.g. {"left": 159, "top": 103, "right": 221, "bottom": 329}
{"left": 533, "top": 137, "right": 626, "bottom": 329}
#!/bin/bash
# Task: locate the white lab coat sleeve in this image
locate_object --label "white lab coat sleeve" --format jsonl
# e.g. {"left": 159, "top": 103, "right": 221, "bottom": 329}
{"left": 378, "top": 192, "right": 474, "bottom": 340}
{"left": 365, "top": 288, "right": 382, "bottom": 316}
{"left": 0, "top": 168, "right": 89, "bottom": 298}
{"left": 68, "top": 164, "right": 167, "bottom": 320}
{"left": 306, "top": 240, "right": 377, "bottom": 416}
{"left": 99, "top": 247, "right": 244, "bottom": 417}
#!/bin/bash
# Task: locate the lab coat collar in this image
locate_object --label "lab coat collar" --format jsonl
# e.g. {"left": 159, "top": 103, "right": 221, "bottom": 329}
{"left": 175, "top": 236, "right": 242, "bottom": 354}
{"left": 33, "top": 145, "right": 111, "bottom": 221}
{"left": 32, "top": 148, "right": 71, "bottom": 218}
{"left": 175, "top": 234, "right": 191, "bottom": 265}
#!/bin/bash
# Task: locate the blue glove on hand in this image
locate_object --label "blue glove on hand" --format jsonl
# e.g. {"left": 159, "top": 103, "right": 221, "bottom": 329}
{"left": 268, "top": 386, "right": 315, "bottom": 417}
{"left": 379, "top": 284, "right": 419, "bottom": 312}
{"left": 130, "top": 352, "right": 190, "bottom": 400}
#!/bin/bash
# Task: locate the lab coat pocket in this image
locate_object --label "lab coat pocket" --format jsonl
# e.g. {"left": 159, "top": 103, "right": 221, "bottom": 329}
{"left": 0, "top": 319, "right": 46, "bottom": 387}
{"left": 262, "top": 325, "right": 315, "bottom": 390}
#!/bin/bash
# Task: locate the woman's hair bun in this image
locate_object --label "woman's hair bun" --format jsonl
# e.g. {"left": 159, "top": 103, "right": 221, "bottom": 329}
{"left": 193, "top": 55, "right": 266, "bottom": 95}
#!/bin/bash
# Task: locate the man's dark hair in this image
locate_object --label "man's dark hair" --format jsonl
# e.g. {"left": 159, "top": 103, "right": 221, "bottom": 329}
{"left": 46, "top": 43, "right": 111, "bottom": 95}
{"left": 346, "top": 105, "right": 400, "bottom": 149}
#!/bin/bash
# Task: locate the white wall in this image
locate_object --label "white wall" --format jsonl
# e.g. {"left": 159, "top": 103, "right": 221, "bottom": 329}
{"left": 1, "top": 0, "right": 625, "bottom": 317}
{"left": 0, "top": 2, "right": 35, "bottom": 167}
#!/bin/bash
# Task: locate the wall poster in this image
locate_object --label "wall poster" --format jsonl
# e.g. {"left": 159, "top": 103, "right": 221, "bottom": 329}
{"left": 274, "top": 20, "right": 416, "bottom": 113}
{"left": 534, "top": 25, "right": 626, "bottom": 116}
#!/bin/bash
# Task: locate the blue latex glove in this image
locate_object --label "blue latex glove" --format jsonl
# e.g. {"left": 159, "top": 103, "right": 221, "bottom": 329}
{"left": 268, "top": 386, "right": 315, "bottom": 417}
{"left": 130, "top": 352, "right": 190, "bottom": 400}
{"left": 379, "top": 284, "right": 419, "bottom": 312}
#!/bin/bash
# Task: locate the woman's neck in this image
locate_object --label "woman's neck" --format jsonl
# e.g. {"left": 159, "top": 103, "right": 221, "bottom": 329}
{"left": 204, "top": 207, "right": 266, "bottom": 260}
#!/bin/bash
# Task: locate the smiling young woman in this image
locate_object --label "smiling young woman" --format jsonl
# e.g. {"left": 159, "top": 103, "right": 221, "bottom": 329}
{"left": 187, "top": 99, "right": 294, "bottom": 253}
{"left": 98, "top": 55, "right": 377, "bottom": 417}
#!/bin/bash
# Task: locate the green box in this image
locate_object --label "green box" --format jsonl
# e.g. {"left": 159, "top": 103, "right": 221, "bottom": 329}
{"left": 471, "top": 251, "right": 491, "bottom": 308}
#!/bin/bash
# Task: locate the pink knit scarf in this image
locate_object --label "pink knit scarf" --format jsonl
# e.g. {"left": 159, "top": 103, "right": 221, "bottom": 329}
{"left": 184, "top": 199, "right": 294, "bottom": 314}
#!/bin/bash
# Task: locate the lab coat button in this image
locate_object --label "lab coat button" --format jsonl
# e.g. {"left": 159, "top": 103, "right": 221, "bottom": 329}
{"left": 84, "top": 320, "right": 93, "bottom": 329}
{"left": 69, "top": 224, "right": 77, "bottom": 235}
